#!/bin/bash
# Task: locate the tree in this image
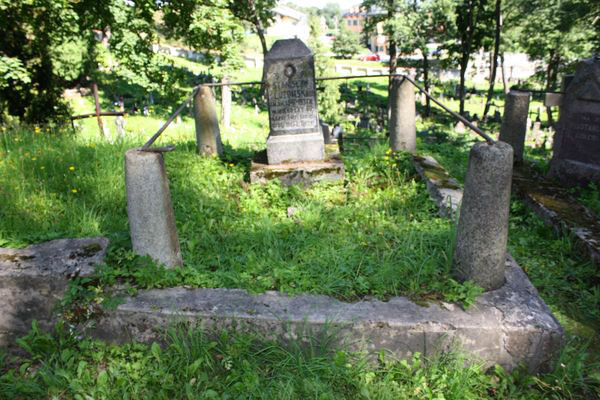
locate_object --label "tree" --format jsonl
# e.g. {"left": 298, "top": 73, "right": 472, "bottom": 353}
{"left": 481, "top": 0, "right": 501, "bottom": 120}
{"left": 308, "top": 16, "right": 343, "bottom": 125}
{"left": 0, "top": 0, "right": 160, "bottom": 123}
{"left": 332, "top": 24, "right": 363, "bottom": 59}
{"left": 392, "top": 0, "right": 455, "bottom": 116}
{"left": 445, "top": 0, "right": 494, "bottom": 115}
{"left": 515, "top": 0, "right": 594, "bottom": 126}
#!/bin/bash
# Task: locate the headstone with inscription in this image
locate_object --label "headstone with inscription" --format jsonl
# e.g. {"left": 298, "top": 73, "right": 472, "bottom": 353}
{"left": 549, "top": 57, "right": 600, "bottom": 186}
{"left": 264, "top": 39, "right": 324, "bottom": 164}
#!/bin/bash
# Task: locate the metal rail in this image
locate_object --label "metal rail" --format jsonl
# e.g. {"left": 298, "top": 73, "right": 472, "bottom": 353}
{"left": 141, "top": 72, "right": 497, "bottom": 150}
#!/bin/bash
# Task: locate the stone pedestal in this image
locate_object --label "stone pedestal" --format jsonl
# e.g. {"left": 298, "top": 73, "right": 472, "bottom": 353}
{"left": 267, "top": 132, "right": 324, "bottom": 165}
{"left": 125, "top": 149, "right": 183, "bottom": 268}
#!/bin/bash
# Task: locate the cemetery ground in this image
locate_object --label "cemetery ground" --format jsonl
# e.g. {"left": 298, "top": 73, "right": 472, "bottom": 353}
{"left": 0, "top": 68, "right": 599, "bottom": 398}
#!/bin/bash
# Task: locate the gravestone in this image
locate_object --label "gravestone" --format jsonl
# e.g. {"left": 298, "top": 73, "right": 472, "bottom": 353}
{"left": 549, "top": 57, "right": 600, "bottom": 186}
{"left": 250, "top": 39, "right": 343, "bottom": 186}
{"left": 264, "top": 39, "right": 324, "bottom": 164}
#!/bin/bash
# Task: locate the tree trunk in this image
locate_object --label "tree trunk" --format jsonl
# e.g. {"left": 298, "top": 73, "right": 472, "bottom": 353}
{"left": 483, "top": 0, "right": 501, "bottom": 121}
{"left": 500, "top": 51, "right": 508, "bottom": 94}
{"left": 545, "top": 51, "right": 559, "bottom": 129}
{"left": 423, "top": 50, "right": 431, "bottom": 117}
{"left": 387, "top": 0, "right": 397, "bottom": 120}
{"left": 248, "top": 0, "right": 268, "bottom": 95}
{"left": 459, "top": 53, "right": 468, "bottom": 116}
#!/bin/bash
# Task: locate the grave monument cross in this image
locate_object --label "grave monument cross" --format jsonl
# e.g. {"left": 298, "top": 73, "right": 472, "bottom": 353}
{"left": 549, "top": 57, "right": 600, "bottom": 186}
{"left": 264, "top": 39, "right": 324, "bottom": 165}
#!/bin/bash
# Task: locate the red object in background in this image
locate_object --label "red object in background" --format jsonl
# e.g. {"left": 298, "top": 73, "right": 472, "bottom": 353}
{"left": 359, "top": 54, "right": 380, "bottom": 61}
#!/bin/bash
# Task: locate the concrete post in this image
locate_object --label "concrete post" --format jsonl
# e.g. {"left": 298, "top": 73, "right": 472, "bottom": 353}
{"left": 194, "top": 85, "right": 223, "bottom": 156}
{"left": 499, "top": 91, "right": 530, "bottom": 163}
{"left": 125, "top": 149, "right": 183, "bottom": 268}
{"left": 453, "top": 141, "right": 513, "bottom": 291}
{"left": 389, "top": 77, "right": 416, "bottom": 153}
{"left": 221, "top": 78, "right": 231, "bottom": 129}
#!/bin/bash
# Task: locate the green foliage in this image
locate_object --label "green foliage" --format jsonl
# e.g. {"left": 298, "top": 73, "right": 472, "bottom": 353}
{"left": 0, "top": 0, "right": 162, "bottom": 123}
{"left": 308, "top": 16, "right": 343, "bottom": 125}
{"left": 161, "top": 0, "right": 245, "bottom": 77}
{"left": 332, "top": 24, "right": 363, "bottom": 59}
{"left": 1, "top": 321, "right": 598, "bottom": 399}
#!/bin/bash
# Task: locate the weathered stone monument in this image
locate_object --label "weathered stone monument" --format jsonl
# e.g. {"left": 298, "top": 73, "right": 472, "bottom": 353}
{"left": 265, "top": 39, "right": 323, "bottom": 164}
{"left": 250, "top": 39, "right": 344, "bottom": 185}
{"left": 549, "top": 57, "right": 600, "bottom": 186}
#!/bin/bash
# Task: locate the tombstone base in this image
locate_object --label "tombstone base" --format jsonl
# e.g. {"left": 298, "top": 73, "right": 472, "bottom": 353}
{"left": 549, "top": 159, "right": 600, "bottom": 187}
{"left": 267, "top": 132, "right": 324, "bottom": 165}
{"left": 250, "top": 158, "right": 344, "bottom": 186}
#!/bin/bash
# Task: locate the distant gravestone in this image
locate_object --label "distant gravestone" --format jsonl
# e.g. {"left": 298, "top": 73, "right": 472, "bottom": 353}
{"left": 264, "top": 39, "right": 324, "bottom": 164}
{"left": 549, "top": 57, "right": 600, "bottom": 186}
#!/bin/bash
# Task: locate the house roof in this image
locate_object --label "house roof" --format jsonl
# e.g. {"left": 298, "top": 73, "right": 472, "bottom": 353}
{"left": 273, "top": 5, "right": 306, "bottom": 21}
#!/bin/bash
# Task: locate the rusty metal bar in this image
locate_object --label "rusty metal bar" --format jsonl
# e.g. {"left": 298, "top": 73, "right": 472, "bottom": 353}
{"left": 142, "top": 88, "right": 198, "bottom": 150}
{"left": 71, "top": 111, "right": 125, "bottom": 121}
{"left": 202, "top": 80, "right": 263, "bottom": 87}
{"left": 511, "top": 88, "right": 564, "bottom": 95}
{"left": 401, "top": 75, "right": 496, "bottom": 144}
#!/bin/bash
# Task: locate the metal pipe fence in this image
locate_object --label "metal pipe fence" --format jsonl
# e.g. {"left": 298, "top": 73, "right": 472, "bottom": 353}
{"left": 141, "top": 73, "right": 499, "bottom": 150}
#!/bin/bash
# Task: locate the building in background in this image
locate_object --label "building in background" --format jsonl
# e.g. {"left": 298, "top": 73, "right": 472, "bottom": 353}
{"left": 266, "top": 4, "right": 310, "bottom": 42}
{"left": 342, "top": 5, "right": 388, "bottom": 55}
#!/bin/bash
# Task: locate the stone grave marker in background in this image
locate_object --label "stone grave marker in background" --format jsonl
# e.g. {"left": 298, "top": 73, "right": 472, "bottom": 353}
{"left": 549, "top": 57, "right": 600, "bottom": 186}
{"left": 264, "top": 39, "right": 324, "bottom": 165}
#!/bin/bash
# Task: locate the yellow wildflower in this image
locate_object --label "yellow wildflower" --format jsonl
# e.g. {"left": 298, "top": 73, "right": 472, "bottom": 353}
{"left": 69, "top": 166, "right": 75, "bottom": 171}
{"left": 71, "top": 189, "right": 78, "bottom": 193}
{"left": 40, "top": 166, "right": 45, "bottom": 170}
{"left": 229, "top": 163, "right": 234, "bottom": 167}
{"left": 34, "top": 127, "right": 40, "bottom": 133}
{"left": 32, "top": 157, "right": 37, "bottom": 161}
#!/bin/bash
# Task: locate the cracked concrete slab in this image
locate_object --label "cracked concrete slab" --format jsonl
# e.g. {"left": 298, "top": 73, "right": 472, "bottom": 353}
{"left": 0, "top": 237, "right": 109, "bottom": 347}
{"left": 93, "top": 256, "right": 562, "bottom": 372}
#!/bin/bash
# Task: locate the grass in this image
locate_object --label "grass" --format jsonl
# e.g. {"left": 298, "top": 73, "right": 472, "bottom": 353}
{"left": 0, "top": 321, "right": 598, "bottom": 399}
{"left": 1, "top": 123, "right": 479, "bottom": 304}
{"left": 1, "top": 55, "right": 600, "bottom": 398}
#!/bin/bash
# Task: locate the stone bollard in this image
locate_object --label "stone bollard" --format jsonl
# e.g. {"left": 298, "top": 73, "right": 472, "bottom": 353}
{"left": 221, "top": 78, "right": 231, "bottom": 129}
{"left": 194, "top": 85, "right": 224, "bottom": 156}
{"left": 453, "top": 141, "right": 513, "bottom": 291}
{"left": 499, "top": 91, "right": 530, "bottom": 163}
{"left": 389, "top": 77, "right": 416, "bottom": 153}
{"left": 125, "top": 149, "right": 183, "bottom": 268}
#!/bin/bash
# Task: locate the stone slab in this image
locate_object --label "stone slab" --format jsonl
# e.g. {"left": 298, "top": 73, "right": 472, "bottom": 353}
{"left": 266, "top": 132, "right": 324, "bottom": 165}
{"left": 0, "top": 237, "right": 109, "bottom": 347}
{"left": 264, "top": 39, "right": 319, "bottom": 137}
{"left": 250, "top": 158, "right": 344, "bottom": 186}
{"left": 513, "top": 165, "right": 600, "bottom": 267}
{"left": 92, "top": 259, "right": 562, "bottom": 372}
{"left": 413, "top": 155, "right": 462, "bottom": 218}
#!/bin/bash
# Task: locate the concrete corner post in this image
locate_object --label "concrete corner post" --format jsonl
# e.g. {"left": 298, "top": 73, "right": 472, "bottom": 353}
{"left": 389, "top": 77, "right": 416, "bottom": 153}
{"left": 499, "top": 91, "right": 530, "bottom": 163}
{"left": 125, "top": 149, "right": 183, "bottom": 268}
{"left": 453, "top": 141, "right": 513, "bottom": 291}
{"left": 194, "top": 85, "right": 224, "bottom": 157}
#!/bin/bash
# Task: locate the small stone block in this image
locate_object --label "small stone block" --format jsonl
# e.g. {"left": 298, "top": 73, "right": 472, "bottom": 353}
{"left": 544, "top": 93, "right": 562, "bottom": 107}
{"left": 266, "top": 132, "right": 324, "bottom": 165}
{"left": 250, "top": 159, "right": 344, "bottom": 186}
